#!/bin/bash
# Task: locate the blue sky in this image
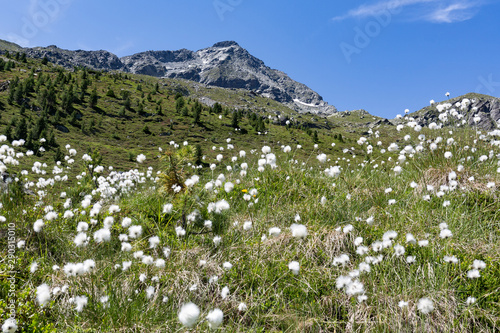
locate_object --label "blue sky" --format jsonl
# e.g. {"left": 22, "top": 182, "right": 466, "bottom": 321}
{"left": 1, "top": 0, "right": 500, "bottom": 119}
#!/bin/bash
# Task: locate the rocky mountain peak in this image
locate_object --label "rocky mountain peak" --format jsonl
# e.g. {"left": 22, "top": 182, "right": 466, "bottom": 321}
{"left": 0, "top": 39, "right": 337, "bottom": 116}
{"left": 211, "top": 41, "right": 240, "bottom": 48}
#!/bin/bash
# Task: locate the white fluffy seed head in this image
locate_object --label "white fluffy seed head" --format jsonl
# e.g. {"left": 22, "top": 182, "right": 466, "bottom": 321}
{"left": 288, "top": 261, "right": 300, "bottom": 275}
{"left": 206, "top": 308, "right": 224, "bottom": 329}
{"left": 178, "top": 302, "right": 200, "bottom": 328}
{"left": 36, "top": 283, "right": 51, "bottom": 307}
{"left": 290, "top": 224, "right": 308, "bottom": 239}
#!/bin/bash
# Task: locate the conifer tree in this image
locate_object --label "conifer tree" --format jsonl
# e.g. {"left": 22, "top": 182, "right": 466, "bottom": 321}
{"left": 89, "top": 88, "right": 98, "bottom": 109}
{"left": 14, "top": 117, "right": 27, "bottom": 140}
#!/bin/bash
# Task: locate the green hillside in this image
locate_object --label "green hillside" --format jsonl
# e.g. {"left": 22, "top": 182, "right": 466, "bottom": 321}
{"left": 0, "top": 53, "right": 394, "bottom": 173}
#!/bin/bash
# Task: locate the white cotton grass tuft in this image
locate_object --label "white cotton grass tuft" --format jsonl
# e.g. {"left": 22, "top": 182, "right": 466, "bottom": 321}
{"left": 74, "top": 233, "right": 89, "bottom": 247}
{"left": 33, "top": 219, "right": 45, "bottom": 233}
{"left": 206, "top": 308, "right": 224, "bottom": 329}
{"left": 74, "top": 295, "right": 88, "bottom": 312}
{"left": 148, "top": 236, "right": 160, "bottom": 248}
{"left": 145, "top": 286, "right": 155, "bottom": 299}
{"left": 1, "top": 318, "right": 18, "bottom": 333}
{"left": 398, "top": 300, "right": 409, "bottom": 308}
{"left": 211, "top": 235, "right": 221, "bottom": 246}
{"left": 93, "top": 228, "right": 111, "bottom": 243}
{"left": 443, "top": 255, "right": 458, "bottom": 263}
{"left": 417, "top": 297, "right": 434, "bottom": 314}
{"left": 406, "top": 233, "right": 416, "bottom": 244}
{"left": 333, "top": 254, "right": 350, "bottom": 266}
{"left": 394, "top": 244, "right": 405, "bottom": 257}
{"left": 30, "top": 261, "right": 38, "bottom": 273}
{"left": 36, "top": 283, "right": 51, "bottom": 307}
{"left": 466, "top": 296, "right": 477, "bottom": 305}
{"left": 238, "top": 302, "right": 248, "bottom": 312}
{"left": 439, "top": 229, "right": 453, "bottom": 238}
{"left": 155, "top": 259, "right": 166, "bottom": 268}
{"left": 77, "top": 222, "right": 89, "bottom": 232}
{"left": 178, "top": 302, "right": 200, "bottom": 328}
{"left": 163, "top": 247, "right": 171, "bottom": 258}
{"left": 269, "top": 227, "right": 281, "bottom": 237}
{"left": 136, "top": 154, "right": 146, "bottom": 163}
{"left": 221, "top": 286, "right": 230, "bottom": 299}
{"left": 224, "top": 182, "right": 234, "bottom": 193}
{"left": 103, "top": 216, "right": 114, "bottom": 229}
{"left": 243, "top": 221, "right": 252, "bottom": 231}
{"left": 121, "top": 217, "right": 132, "bottom": 228}
{"left": 343, "top": 224, "right": 353, "bottom": 234}
{"left": 290, "top": 223, "right": 308, "bottom": 239}
{"left": 288, "top": 261, "right": 300, "bottom": 275}
{"left": 472, "top": 259, "right": 486, "bottom": 270}
{"left": 163, "top": 203, "right": 173, "bottom": 214}
{"left": 129, "top": 225, "right": 143, "bottom": 239}
{"left": 467, "top": 269, "right": 481, "bottom": 278}
{"left": 108, "top": 204, "right": 120, "bottom": 214}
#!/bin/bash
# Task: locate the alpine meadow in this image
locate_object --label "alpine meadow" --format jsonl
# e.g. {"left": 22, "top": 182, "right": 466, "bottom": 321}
{"left": 0, "top": 45, "right": 499, "bottom": 333}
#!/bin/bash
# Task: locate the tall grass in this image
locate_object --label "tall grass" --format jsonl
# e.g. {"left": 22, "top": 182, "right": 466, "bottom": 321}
{"left": 1, "top": 125, "right": 499, "bottom": 332}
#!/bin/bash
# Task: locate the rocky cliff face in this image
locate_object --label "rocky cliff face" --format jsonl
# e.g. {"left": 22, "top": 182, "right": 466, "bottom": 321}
{"left": 122, "top": 41, "right": 336, "bottom": 115}
{"left": 411, "top": 93, "right": 500, "bottom": 131}
{"left": 1, "top": 40, "right": 337, "bottom": 115}
{"left": 23, "top": 45, "right": 123, "bottom": 71}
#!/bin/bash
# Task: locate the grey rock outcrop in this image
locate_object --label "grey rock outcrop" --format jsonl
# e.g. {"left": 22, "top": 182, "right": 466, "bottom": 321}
{"left": 23, "top": 45, "right": 123, "bottom": 71}
{"left": 411, "top": 93, "right": 500, "bottom": 131}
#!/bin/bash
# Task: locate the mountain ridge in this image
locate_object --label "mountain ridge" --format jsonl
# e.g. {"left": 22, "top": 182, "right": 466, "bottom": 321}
{"left": 0, "top": 39, "right": 337, "bottom": 116}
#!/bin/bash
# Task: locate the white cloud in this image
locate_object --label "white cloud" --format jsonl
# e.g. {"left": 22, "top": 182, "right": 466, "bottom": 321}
{"left": 332, "top": 0, "right": 434, "bottom": 21}
{"left": 332, "top": 0, "right": 483, "bottom": 23}
{"left": 425, "top": 2, "right": 477, "bottom": 22}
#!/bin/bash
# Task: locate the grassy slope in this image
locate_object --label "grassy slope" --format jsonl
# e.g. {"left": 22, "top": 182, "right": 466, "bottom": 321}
{"left": 0, "top": 56, "right": 389, "bottom": 173}
{"left": 0, "top": 56, "right": 499, "bottom": 332}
